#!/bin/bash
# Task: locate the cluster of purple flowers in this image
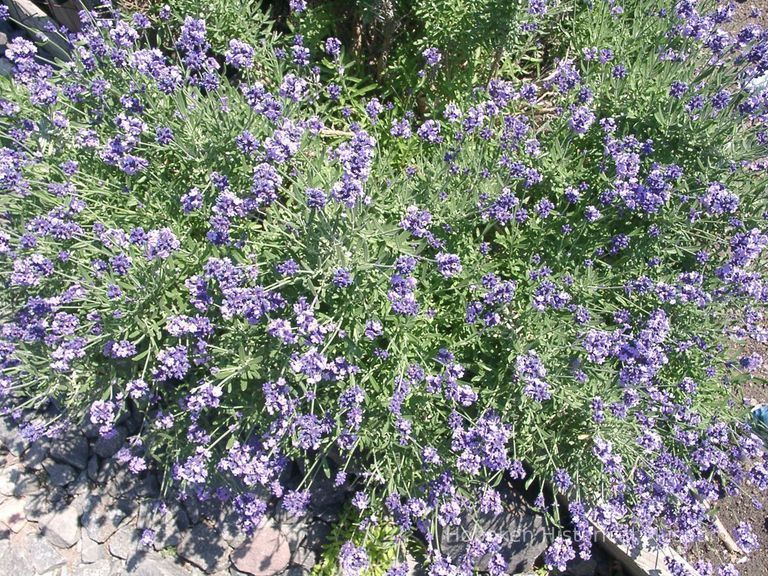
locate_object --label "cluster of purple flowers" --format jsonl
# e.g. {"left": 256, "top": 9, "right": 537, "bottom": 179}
{"left": 0, "top": 3, "right": 767, "bottom": 575}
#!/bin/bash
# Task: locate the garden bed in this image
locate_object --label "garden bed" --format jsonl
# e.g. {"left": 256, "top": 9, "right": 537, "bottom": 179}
{"left": 1, "top": 1, "right": 768, "bottom": 575}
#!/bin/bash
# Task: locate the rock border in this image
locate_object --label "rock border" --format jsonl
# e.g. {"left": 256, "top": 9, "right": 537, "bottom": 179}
{"left": 0, "top": 416, "right": 333, "bottom": 576}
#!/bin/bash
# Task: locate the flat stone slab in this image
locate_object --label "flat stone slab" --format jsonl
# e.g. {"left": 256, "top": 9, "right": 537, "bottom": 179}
{"left": 0, "top": 497, "right": 27, "bottom": 533}
{"left": 132, "top": 555, "right": 192, "bottom": 576}
{"left": 49, "top": 432, "right": 89, "bottom": 470}
{"left": 0, "top": 545, "right": 33, "bottom": 576}
{"left": 71, "top": 559, "right": 115, "bottom": 576}
{"left": 24, "top": 534, "right": 67, "bottom": 574}
{"left": 108, "top": 525, "right": 137, "bottom": 559}
{"left": 231, "top": 522, "right": 291, "bottom": 576}
{"left": 45, "top": 462, "right": 77, "bottom": 487}
{"left": 40, "top": 505, "right": 81, "bottom": 548}
{"left": 93, "top": 426, "right": 126, "bottom": 459}
{"left": 0, "top": 418, "right": 27, "bottom": 456}
{"left": 81, "top": 527, "right": 106, "bottom": 564}
{"left": 0, "top": 465, "right": 38, "bottom": 497}
{"left": 21, "top": 440, "right": 48, "bottom": 470}
{"left": 81, "top": 495, "right": 135, "bottom": 543}
{"left": 177, "top": 522, "right": 230, "bottom": 574}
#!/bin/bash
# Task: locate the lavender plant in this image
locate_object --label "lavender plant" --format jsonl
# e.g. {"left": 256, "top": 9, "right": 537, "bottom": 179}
{"left": 1, "top": 1, "right": 768, "bottom": 575}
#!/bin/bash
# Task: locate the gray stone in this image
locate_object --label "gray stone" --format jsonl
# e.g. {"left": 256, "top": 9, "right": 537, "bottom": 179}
{"left": 137, "top": 502, "right": 188, "bottom": 551}
{"left": 405, "top": 554, "right": 423, "bottom": 576}
{"left": 21, "top": 439, "right": 49, "bottom": 470}
{"left": 49, "top": 432, "right": 89, "bottom": 470}
{"left": 24, "top": 488, "right": 68, "bottom": 522}
{"left": 0, "top": 497, "right": 26, "bottom": 532}
{"left": 291, "top": 545, "right": 317, "bottom": 570}
{"left": 566, "top": 556, "right": 598, "bottom": 576}
{"left": 81, "top": 422, "right": 101, "bottom": 440}
{"left": 81, "top": 527, "right": 106, "bottom": 564}
{"left": 0, "top": 464, "right": 37, "bottom": 497}
{"left": 298, "top": 521, "right": 329, "bottom": 551}
{"left": 0, "top": 58, "right": 11, "bottom": 78}
{"left": 0, "top": 418, "right": 26, "bottom": 456}
{"left": 108, "top": 525, "right": 137, "bottom": 560}
{"left": 72, "top": 559, "right": 114, "bottom": 576}
{"left": 0, "top": 465, "right": 22, "bottom": 496}
{"left": 131, "top": 556, "right": 191, "bottom": 576}
{"left": 307, "top": 475, "right": 347, "bottom": 523}
{"left": 101, "top": 462, "right": 159, "bottom": 500}
{"left": 81, "top": 495, "right": 135, "bottom": 543}
{"left": 4, "top": 0, "right": 70, "bottom": 62}
{"left": 40, "top": 505, "right": 80, "bottom": 548}
{"left": 25, "top": 534, "right": 67, "bottom": 574}
{"left": 45, "top": 461, "right": 77, "bottom": 487}
{"left": 68, "top": 470, "right": 90, "bottom": 500}
{"left": 87, "top": 456, "right": 99, "bottom": 482}
{"left": 230, "top": 523, "right": 291, "bottom": 576}
{"left": 93, "top": 427, "right": 127, "bottom": 459}
{"left": 216, "top": 509, "right": 243, "bottom": 548}
{"left": 120, "top": 412, "right": 142, "bottom": 437}
{"left": 181, "top": 493, "right": 200, "bottom": 525}
{"left": 0, "top": 545, "right": 33, "bottom": 576}
{"left": 437, "top": 483, "right": 547, "bottom": 574}
{"left": 177, "top": 522, "right": 230, "bottom": 574}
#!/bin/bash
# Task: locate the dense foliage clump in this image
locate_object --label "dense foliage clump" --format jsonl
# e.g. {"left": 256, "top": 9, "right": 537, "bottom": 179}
{"left": 1, "top": 1, "right": 768, "bottom": 574}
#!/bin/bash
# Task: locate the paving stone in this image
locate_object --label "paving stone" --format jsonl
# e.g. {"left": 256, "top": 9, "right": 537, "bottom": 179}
{"left": 291, "top": 545, "right": 317, "bottom": 570}
{"left": 0, "top": 544, "right": 33, "bottom": 575}
{"left": 24, "top": 488, "right": 69, "bottom": 522}
{"left": 282, "top": 568, "right": 311, "bottom": 576}
{"left": 81, "top": 421, "right": 101, "bottom": 440}
{"left": 21, "top": 439, "right": 49, "bottom": 471}
{"left": 298, "top": 521, "right": 329, "bottom": 551}
{"left": 81, "top": 495, "right": 135, "bottom": 543}
{"left": 177, "top": 522, "right": 230, "bottom": 574}
{"left": 68, "top": 470, "right": 90, "bottom": 503}
{"left": 0, "top": 465, "right": 20, "bottom": 496}
{"left": 216, "top": 509, "right": 244, "bottom": 549}
{"left": 181, "top": 493, "right": 200, "bottom": 525}
{"left": 5, "top": 0, "right": 71, "bottom": 62}
{"left": 108, "top": 525, "right": 137, "bottom": 560}
{"left": 103, "top": 465, "right": 160, "bottom": 500}
{"left": 0, "top": 497, "right": 27, "bottom": 532}
{"left": 567, "top": 556, "right": 599, "bottom": 576}
{"left": 72, "top": 559, "right": 114, "bottom": 576}
{"left": 40, "top": 504, "right": 81, "bottom": 548}
{"left": 131, "top": 555, "right": 191, "bottom": 576}
{"left": 0, "top": 464, "right": 37, "bottom": 497}
{"left": 49, "top": 432, "right": 89, "bottom": 470}
{"left": 307, "top": 475, "right": 347, "bottom": 524}
{"left": 25, "top": 534, "right": 67, "bottom": 574}
{"left": 230, "top": 522, "right": 291, "bottom": 576}
{"left": 137, "top": 501, "right": 188, "bottom": 551}
{"left": 81, "top": 527, "right": 106, "bottom": 564}
{"left": 0, "top": 418, "right": 26, "bottom": 456}
{"left": 87, "top": 456, "right": 99, "bottom": 482}
{"left": 93, "top": 426, "right": 127, "bottom": 459}
{"left": 45, "top": 461, "right": 78, "bottom": 487}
